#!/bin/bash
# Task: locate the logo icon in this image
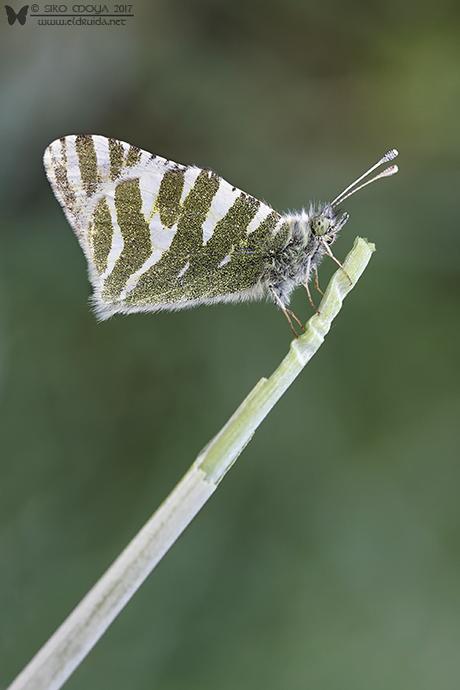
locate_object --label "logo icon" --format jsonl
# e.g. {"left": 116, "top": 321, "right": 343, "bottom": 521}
{"left": 4, "top": 4, "right": 29, "bottom": 24}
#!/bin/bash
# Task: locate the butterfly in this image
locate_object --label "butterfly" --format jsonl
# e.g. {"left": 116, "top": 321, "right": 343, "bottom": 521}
{"left": 43, "top": 135, "right": 398, "bottom": 335}
{"left": 4, "top": 4, "right": 28, "bottom": 24}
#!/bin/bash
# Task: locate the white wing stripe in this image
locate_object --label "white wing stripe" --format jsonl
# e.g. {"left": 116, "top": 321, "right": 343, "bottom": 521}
{"left": 101, "top": 194, "right": 124, "bottom": 281}
{"left": 121, "top": 248, "right": 164, "bottom": 299}
{"left": 149, "top": 214, "right": 177, "bottom": 252}
{"left": 93, "top": 136, "right": 111, "bottom": 183}
{"left": 201, "top": 181, "right": 239, "bottom": 244}
{"left": 139, "top": 175, "right": 158, "bottom": 220}
{"left": 246, "top": 205, "right": 273, "bottom": 235}
{"left": 181, "top": 166, "right": 202, "bottom": 204}
{"left": 65, "top": 135, "right": 83, "bottom": 195}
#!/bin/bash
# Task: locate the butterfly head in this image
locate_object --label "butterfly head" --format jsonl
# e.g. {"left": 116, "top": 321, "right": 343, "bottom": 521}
{"left": 309, "top": 204, "right": 349, "bottom": 243}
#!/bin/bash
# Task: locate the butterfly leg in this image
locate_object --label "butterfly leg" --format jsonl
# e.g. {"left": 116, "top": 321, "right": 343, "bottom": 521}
{"left": 304, "top": 281, "right": 318, "bottom": 312}
{"left": 321, "top": 240, "right": 353, "bottom": 285}
{"left": 286, "top": 307, "right": 305, "bottom": 333}
{"left": 303, "top": 256, "right": 319, "bottom": 312}
{"left": 313, "top": 267, "right": 324, "bottom": 296}
{"left": 269, "top": 287, "right": 305, "bottom": 338}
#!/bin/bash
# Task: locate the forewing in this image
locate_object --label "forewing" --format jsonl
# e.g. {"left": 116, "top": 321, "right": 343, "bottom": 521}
{"left": 5, "top": 6, "right": 16, "bottom": 24}
{"left": 44, "top": 134, "right": 289, "bottom": 319}
{"left": 18, "top": 5, "right": 28, "bottom": 23}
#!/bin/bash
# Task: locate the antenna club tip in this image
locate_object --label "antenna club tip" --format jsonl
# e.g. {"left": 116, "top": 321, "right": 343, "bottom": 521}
{"left": 384, "top": 164, "right": 399, "bottom": 176}
{"left": 384, "top": 148, "right": 399, "bottom": 161}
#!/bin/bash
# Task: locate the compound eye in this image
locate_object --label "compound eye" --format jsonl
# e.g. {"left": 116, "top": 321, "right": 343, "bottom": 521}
{"left": 311, "top": 216, "right": 330, "bottom": 236}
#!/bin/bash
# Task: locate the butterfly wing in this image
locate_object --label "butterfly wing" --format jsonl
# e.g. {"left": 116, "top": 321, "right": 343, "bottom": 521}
{"left": 18, "top": 5, "right": 28, "bottom": 23}
{"left": 44, "top": 135, "right": 289, "bottom": 319}
{"left": 5, "top": 6, "right": 16, "bottom": 24}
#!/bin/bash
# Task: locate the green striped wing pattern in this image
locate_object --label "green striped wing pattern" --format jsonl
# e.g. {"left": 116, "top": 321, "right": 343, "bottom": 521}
{"left": 44, "top": 135, "right": 290, "bottom": 319}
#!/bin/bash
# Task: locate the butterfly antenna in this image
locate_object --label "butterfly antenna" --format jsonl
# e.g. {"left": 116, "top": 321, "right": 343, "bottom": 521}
{"left": 331, "top": 149, "right": 399, "bottom": 208}
{"left": 332, "top": 165, "right": 398, "bottom": 206}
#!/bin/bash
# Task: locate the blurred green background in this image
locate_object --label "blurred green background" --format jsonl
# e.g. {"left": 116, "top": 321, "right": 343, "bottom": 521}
{"left": 1, "top": 1, "right": 460, "bottom": 688}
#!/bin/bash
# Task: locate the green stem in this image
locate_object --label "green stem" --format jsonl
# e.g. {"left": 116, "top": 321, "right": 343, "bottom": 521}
{"left": 8, "top": 236, "right": 375, "bottom": 690}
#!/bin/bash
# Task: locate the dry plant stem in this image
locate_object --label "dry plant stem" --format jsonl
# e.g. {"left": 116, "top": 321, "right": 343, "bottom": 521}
{"left": 8, "top": 237, "right": 375, "bottom": 690}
